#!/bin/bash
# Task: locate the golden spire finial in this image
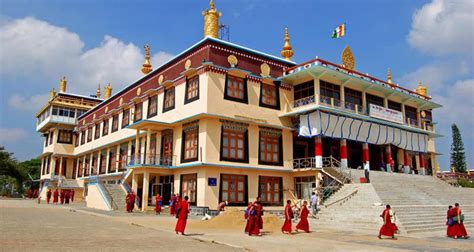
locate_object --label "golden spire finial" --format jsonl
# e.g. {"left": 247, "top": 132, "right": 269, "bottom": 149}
{"left": 141, "top": 44, "right": 153, "bottom": 74}
{"left": 387, "top": 68, "right": 393, "bottom": 84}
{"left": 59, "top": 76, "right": 67, "bottom": 93}
{"left": 96, "top": 84, "right": 101, "bottom": 98}
{"left": 104, "top": 83, "right": 113, "bottom": 100}
{"left": 341, "top": 45, "right": 355, "bottom": 70}
{"left": 280, "top": 27, "right": 294, "bottom": 61}
{"left": 415, "top": 81, "right": 427, "bottom": 96}
{"left": 49, "top": 88, "right": 56, "bottom": 101}
{"left": 202, "top": 0, "right": 221, "bottom": 38}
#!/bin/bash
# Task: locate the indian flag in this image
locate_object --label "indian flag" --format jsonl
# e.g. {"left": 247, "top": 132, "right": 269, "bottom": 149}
{"left": 332, "top": 23, "right": 345, "bottom": 38}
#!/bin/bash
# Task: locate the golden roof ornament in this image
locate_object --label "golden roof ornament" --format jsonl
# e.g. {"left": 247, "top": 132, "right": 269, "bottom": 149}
{"left": 341, "top": 45, "right": 355, "bottom": 70}
{"left": 260, "top": 63, "right": 271, "bottom": 77}
{"left": 49, "top": 88, "right": 56, "bottom": 101}
{"left": 104, "top": 83, "right": 112, "bottom": 100}
{"left": 202, "top": 0, "right": 221, "bottom": 38}
{"left": 96, "top": 84, "right": 101, "bottom": 98}
{"left": 415, "top": 81, "right": 428, "bottom": 96}
{"left": 227, "top": 55, "right": 238, "bottom": 67}
{"left": 280, "top": 27, "right": 294, "bottom": 61}
{"left": 387, "top": 68, "right": 393, "bottom": 84}
{"left": 141, "top": 44, "right": 153, "bottom": 74}
{"left": 59, "top": 76, "right": 67, "bottom": 93}
{"left": 184, "top": 59, "right": 192, "bottom": 70}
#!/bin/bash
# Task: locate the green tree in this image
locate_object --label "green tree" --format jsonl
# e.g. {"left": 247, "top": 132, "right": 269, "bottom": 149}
{"left": 17, "top": 158, "right": 41, "bottom": 188}
{"left": 0, "top": 146, "right": 23, "bottom": 194}
{"left": 450, "top": 124, "right": 467, "bottom": 173}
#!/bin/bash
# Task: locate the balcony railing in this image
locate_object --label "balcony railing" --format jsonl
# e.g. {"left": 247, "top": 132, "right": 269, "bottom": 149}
{"left": 294, "top": 95, "right": 315, "bottom": 108}
{"left": 291, "top": 157, "right": 317, "bottom": 169}
{"left": 123, "top": 154, "right": 176, "bottom": 167}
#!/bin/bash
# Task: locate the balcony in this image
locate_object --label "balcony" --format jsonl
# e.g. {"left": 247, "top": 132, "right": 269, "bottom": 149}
{"left": 36, "top": 115, "right": 77, "bottom": 131}
{"left": 123, "top": 154, "right": 176, "bottom": 167}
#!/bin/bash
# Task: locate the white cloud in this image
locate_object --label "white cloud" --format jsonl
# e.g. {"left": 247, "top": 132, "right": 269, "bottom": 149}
{"left": 0, "top": 128, "right": 28, "bottom": 143}
{"left": 8, "top": 93, "right": 49, "bottom": 112}
{"left": 408, "top": 0, "right": 474, "bottom": 56}
{"left": 1, "top": 17, "right": 174, "bottom": 100}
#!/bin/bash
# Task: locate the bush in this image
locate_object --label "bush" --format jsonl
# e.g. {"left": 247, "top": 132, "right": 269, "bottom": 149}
{"left": 458, "top": 178, "right": 474, "bottom": 188}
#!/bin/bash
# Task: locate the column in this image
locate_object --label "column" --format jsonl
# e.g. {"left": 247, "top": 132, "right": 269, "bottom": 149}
{"left": 314, "top": 78, "right": 320, "bottom": 105}
{"left": 401, "top": 103, "right": 406, "bottom": 124}
{"left": 340, "top": 139, "right": 348, "bottom": 169}
{"left": 383, "top": 97, "right": 388, "bottom": 108}
{"left": 385, "top": 145, "right": 392, "bottom": 172}
{"left": 419, "top": 153, "right": 425, "bottom": 175}
{"left": 40, "top": 158, "right": 44, "bottom": 176}
{"left": 75, "top": 158, "right": 80, "bottom": 178}
{"left": 362, "top": 143, "right": 370, "bottom": 169}
{"left": 135, "top": 129, "right": 140, "bottom": 164}
{"left": 89, "top": 153, "right": 93, "bottom": 175}
{"left": 156, "top": 131, "right": 162, "bottom": 164}
{"left": 314, "top": 136, "right": 322, "bottom": 168}
{"left": 145, "top": 129, "right": 151, "bottom": 164}
{"left": 403, "top": 150, "right": 410, "bottom": 174}
{"left": 340, "top": 85, "right": 345, "bottom": 108}
{"left": 142, "top": 171, "right": 150, "bottom": 211}
{"left": 140, "top": 137, "right": 146, "bottom": 165}
{"left": 416, "top": 109, "right": 422, "bottom": 128}
{"left": 131, "top": 172, "right": 138, "bottom": 193}
{"left": 82, "top": 156, "right": 86, "bottom": 177}
{"left": 97, "top": 152, "right": 102, "bottom": 175}
{"left": 105, "top": 148, "right": 110, "bottom": 174}
{"left": 127, "top": 140, "right": 132, "bottom": 165}
{"left": 115, "top": 145, "right": 121, "bottom": 173}
{"left": 362, "top": 91, "right": 367, "bottom": 112}
{"left": 58, "top": 157, "right": 63, "bottom": 177}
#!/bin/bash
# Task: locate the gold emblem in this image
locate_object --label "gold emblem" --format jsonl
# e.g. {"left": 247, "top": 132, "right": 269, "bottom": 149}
{"left": 93, "top": 114, "right": 96, "bottom": 120}
{"left": 137, "top": 87, "right": 141, "bottom": 96}
{"left": 228, "top": 55, "right": 238, "bottom": 67}
{"left": 105, "top": 106, "right": 109, "bottom": 113}
{"left": 185, "top": 59, "right": 192, "bottom": 70}
{"left": 260, "top": 63, "right": 270, "bottom": 77}
{"left": 158, "top": 75, "right": 164, "bottom": 85}
{"left": 341, "top": 45, "right": 355, "bottom": 70}
{"left": 120, "top": 97, "right": 123, "bottom": 105}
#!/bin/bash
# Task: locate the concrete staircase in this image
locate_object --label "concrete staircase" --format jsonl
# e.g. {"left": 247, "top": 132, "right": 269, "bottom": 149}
{"left": 103, "top": 184, "right": 127, "bottom": 211}
{"left": 314, "top": 183, "right": 384, "bottom": 234}
{"left": 351, "top": 169, "right": 474, "bottom": 234}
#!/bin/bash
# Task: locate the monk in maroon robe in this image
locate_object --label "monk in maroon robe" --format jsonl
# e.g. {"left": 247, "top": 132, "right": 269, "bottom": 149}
{"left": 129, "top": 192, "right": 136, "bottom": 212}
{"left": 248, "top": 203, "right": 261, "bottom": 236}
{"left": 296, "top": 201, "right": 310, "bottom": 233}
{"left": 27, "top": 189, "right": 33, "bottom": 199}
{"left": 46, "top": 189, "right": 52, "bottom": 204}
{"left": 33, "top": 189, "right": 38, "bottom": 198}
{"left": 378, "top": 205, "right": 398, "bottom": 239}
{"left": 70, "top": 190, "right": 75, "bottom": 202}
{"left": 244, "top": 202, "right": 252, "bottom": 233}
{"left": 60, "top": 190, "right": 65, "bottom": 204}
{"left": 175, "top": 196, "right": 190, "bottom": 235}
{"left": 169, "top": 194, "right": 177, "bottom": 216}
{"left": 125, "top": 192, "right": 131, "bottom": 212}
{"left": 64, "top": 190, "right": 70, "bottom": 204}
{"left": 449, "top": 203, "right": 469, "bottom": 239}
{"left": 53, "top": 189, "right": 59, "bottom": 204}
{"left": 155, "top": 194, "right": 162, "bottom": 214}
{"left": 281, "top": 200, "right": 293, "bottom": 234}
{"left": 254, "top": 197, "right": 264, "bottom": 231}
{"left": 446, "top": 205, "right": 455, "bottom": 237}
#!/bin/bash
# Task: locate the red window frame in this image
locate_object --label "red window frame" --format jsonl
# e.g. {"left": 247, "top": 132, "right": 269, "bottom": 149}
{"left": 226, "top": 76, "right": 245, "bottom": 100}
{"left": 134, "top": 103, "right": 143, "bottom": 122}
{"left": 220, "top": 174, "right": 247, "bottom": 205}
{"left": 180, "top": 174, "right": 197, "bottom": 205}
{"left": 122, "top": 109, "right": 130, "bottom": 128}
{"left": 112, "top": 114, "right": 119, "bottom": 132}
{"left": 94, "top": 124, "right": 100, "bottom": 140}
{"left": 258, "top": 176, "right": 283, "bottom": 206}
{"left": 185, "top": 76, "right": 199, "bottom": 103}
{"left": 221, "top": 129, "right": 246, "bottom": 161}
{"left": 147, "top": 95, "right": 158, "bottom": 117}
{"left": 102, "top": 119, "right": 109, "bottom": 136}
{"left": 259, "top": 134, "right": 280, "bottom": 164}
{"left": 182, "top": 128, "right": 198, "bottom": 161}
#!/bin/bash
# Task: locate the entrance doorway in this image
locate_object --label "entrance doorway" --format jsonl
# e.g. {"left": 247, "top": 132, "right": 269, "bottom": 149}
{"left": 156, "top": 175, "right": 174, "bottom": 205}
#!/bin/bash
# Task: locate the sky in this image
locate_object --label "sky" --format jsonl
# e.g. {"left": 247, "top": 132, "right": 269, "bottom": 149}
{"left": 0, "top": 0, "right": 473, "bottom": 170}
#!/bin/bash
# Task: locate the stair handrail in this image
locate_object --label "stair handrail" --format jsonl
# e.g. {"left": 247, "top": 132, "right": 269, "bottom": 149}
{"left": 324, "top": 189, "right": 358, "bottom": 208}
{"left": 92, "top": 175, "right": 113, "bottom": 210}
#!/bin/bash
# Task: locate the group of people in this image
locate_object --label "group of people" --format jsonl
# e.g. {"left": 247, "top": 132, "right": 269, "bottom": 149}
{"left": 281, "top": 200, "right": 311, "bottom": 234}
{"left": 446, "top": 203, "right": 469, "bottom": 239}
{"left": 26, "top": 188, "right": 39, "bottom": 199}
{"left": 46, "top": 189, "right": 75, "bottom": 205}
{"left": 125, "top": 191, "right": 137, "bottom": 213}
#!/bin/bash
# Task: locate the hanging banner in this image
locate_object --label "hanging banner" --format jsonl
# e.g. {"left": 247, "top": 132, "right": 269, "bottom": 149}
{"left": 369, "top": 104, "right": 404, "bottom": 124}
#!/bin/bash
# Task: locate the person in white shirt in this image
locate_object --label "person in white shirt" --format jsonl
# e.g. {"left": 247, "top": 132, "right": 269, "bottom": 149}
{"left": 310, "top": 192, "right": 318, "bottom": 215}
{"left": 364, "top": 161, "right": 370, "bottom": 183}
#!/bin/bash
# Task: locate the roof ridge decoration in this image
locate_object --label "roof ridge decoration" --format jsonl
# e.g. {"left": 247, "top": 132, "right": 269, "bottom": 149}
{"left": 141, "top": 44, "right": 153, "bottom": 74}
{"left": 280, "top": 27, "right": 294, "bottom": 61}
{"left": 341, "top": 45, "right": 355, "bottom": 70}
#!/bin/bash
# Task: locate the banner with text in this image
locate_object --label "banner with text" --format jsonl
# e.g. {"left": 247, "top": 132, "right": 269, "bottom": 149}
{"left": 369, "top": 104, "right": 404, "bottom": 124}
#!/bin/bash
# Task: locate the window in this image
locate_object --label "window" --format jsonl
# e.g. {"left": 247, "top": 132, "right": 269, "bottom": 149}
{"left": 180, "top": 174, "right": 197, "bottom": 205}
{"left": 99, "top": 152, "right": 106, "bottom": 174}
{"left": 87, "top": 127, "right": 92, "bottom": 142}
{"left": 344, "top": 87, "right": 362, "bottom": 109}
{"left": 220, "top": 123, "right": 248, "bottom": 163}
{"left": 108, "top": 150, "right": 115, "bottom": 173}
{"left": 320, "top": 80, "right": 341, "bottom": 103}
{"left": 163, "top": 88, "right": 175, "bottom": 112}
{"left": 49, "top": 132, "right": 54, "bottom": 145}
{"left": 80, "top": 131, "right": 85, "bottom": 145}
{"left": 78, "top": 159, "right": 83, "bottom": 177}
{"left": 366, "top": 93, "right": 384, "bottom": 107}
{"left": 74, "top": 133, "right": 79, "bottom": 146}
{"left": 84, "top": 158, "right": 90, "bottom": 176}
{"left": 181, "top": 125, "right": 198, "bottom": 162}
{"left": 57, "top": 130, "right": 73, "bottom": 144}
{"left": 112, "top": 114, "right": 119, "bottom": 132}
{"left": 147, "top": 95, "right": 158, "bottom": 118}
{"left": 405, "top": 105, "right": 417, "bottom": 121}
{"left": 161, "top": 131, "right": 173, "bottom": 166}
{"left": 294, "top": 176, "right": 316, "bottom": 200}
{"left": 102, "top": 119, "right": 109, "bottom": 136}
{"left": 44, "top": 134, "right": 49, "bottom": 147}
{"left": 258, "top": 128, "right": 283, "bottom": 166}
{"left": 185, "top": 76, "right": 199, "bottom": 104}
{"left": 259, "top": 176, "right": 283, "bottom": 206}
{"left": 388, "top": 100, "right": 401, "bottom": 112}
{"left": 134, "top": 103, "right": 143, "bottom": 122}
{"left": 94, "top": 124, "right": 101, "bottom": 140}
{"left": 122, "top": 109, "right": 130, "bottom": 128}
{"left": 294, "top": 81, "right": 314, "bottom": 100}
{"left": 224, "top": 75, "right": 247, "bottom": 103}
{"left": 260, "top": 83, "right": 280, "bottom": 109}
{"left": 220, "top": 174, "right": 247, "bottom": 206}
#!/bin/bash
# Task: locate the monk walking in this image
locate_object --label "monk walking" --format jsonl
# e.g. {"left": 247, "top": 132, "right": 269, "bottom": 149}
{"left": 378, "top": 205, "right": 398, "bottom": 239}
{"left": 125, "top": 192, "right": 131, "bottom": 212}
{"left": 64, "top": 190, "right": 70, "bottom": 204}
{"left": 170, "top": 194, "right": 177, "bottom": 216}
{"left": 175, "top": 195, "right": 190, "bottom": 235}
{"left": 46, "top": 189, "right": 52, "bottom": 204}
{"left": 281, "top": 200, "right": 293, "bottom": 234}
{"left": 248, "top": 202, "right": 261, "bottom": 236}
{"left": 53, "top": 189, "right": 59, "bottom": 204}
{"left": 296, "top": 201, "right": 310, "bottom": 233}
{"left": 155, "top": 194, "right": 162, "bottom": 215}
{"left": 446, "top": 205, "right": 455, "bottom": 237}
{"left": 129, "top": 192, "right": 136, "bottom": 212}
{"left": 254, "top": 197, "right": 264, "bottom": 231}
{"left": 70, "top": 190, "right": 75, "bottom": 202}
{"left": 244, "top": 202, "right": 253, "bottom": 233}
{"left": 60, "top": 190, "right": 65, "bottom": 204}
{"left": 449, "top": 203, "right": 469, "bottom": 239}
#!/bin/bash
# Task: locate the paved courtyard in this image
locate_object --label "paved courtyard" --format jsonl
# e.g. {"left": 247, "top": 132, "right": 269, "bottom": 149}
{"left": 1, "top": 199, "right": 472, "bottom": 251}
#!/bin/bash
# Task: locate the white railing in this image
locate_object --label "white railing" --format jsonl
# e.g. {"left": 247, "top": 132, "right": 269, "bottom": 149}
{"left": 291, "top": 157, "right": 318, "bottom": 169}
{"left": 293, "top": 95, "right": 316, "bottom": 108}
{"left": 124, "top": 154, "right": 176, "bottom": 167}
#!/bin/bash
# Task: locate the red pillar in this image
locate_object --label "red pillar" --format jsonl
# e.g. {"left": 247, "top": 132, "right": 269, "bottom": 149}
{"left": 385, "top": 145, "right": 392, "bottom": 172}
{"left": 403, "top": 149, "right": 410, "bottom": 173}
{"left": 419, "top": 153, "right": 425, "bottom": 175}
{"left": 340, "top": 139, "right": 348, "bottom": 168}
{"left": 314, "top": 136, "right": 322, "bottom": 168}
{"left": 362, "top": 143, "right": 370, "bottom": 169}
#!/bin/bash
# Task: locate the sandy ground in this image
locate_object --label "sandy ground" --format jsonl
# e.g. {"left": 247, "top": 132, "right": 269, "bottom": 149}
{"left": 1, "top": 199, "right": 473, "bottom": 251}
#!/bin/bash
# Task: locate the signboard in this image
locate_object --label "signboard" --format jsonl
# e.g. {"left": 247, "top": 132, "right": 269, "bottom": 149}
{"left": 208, "top": 178, "right": 217, "bottom": 186}
{"left": 369, "top": 104, "right": 404, "bottom": 124}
